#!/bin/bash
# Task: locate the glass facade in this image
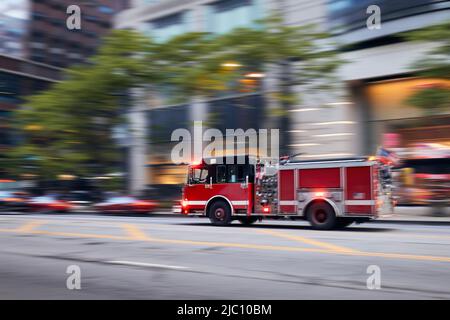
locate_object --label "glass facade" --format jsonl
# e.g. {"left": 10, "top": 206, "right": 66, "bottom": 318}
{"left": 141, "top": 0, "right": 265, "bottom": 42}
{"left": 207, "top": 0, "right": 263, "bottom": 34}
{"left": 149, "top": 104, "right": 190, "bottom": 145}
{"left": 208, "top": 94, "right": 265, "bottom": 132}
{"left": 0, "top": 71, "right": 53, "bottom": 147}
{"left": 0, "top": 14, "right": 28, "bottom": 58}
{"left": 0, "top": 72, "right": 21, "bottom": 105}
{"left": 145, "top": 11, "right": 192, "bottom": 42}
{"left": 145, "top": 94, "right": 266, "bottom": 186}
{"left": 326, "top": 0, "right": 449, "bottom": 34}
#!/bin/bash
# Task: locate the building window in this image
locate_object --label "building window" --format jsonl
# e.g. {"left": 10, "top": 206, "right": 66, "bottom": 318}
{"left": 147, "top": 12, "right": 190, "bottom": 42}
{"left": 50, "top": 18, "right": 64, "bottom": 27}
{"left": 32, "top": 12, "right": 46, "bottom": 21}
{"left": 0, "top": 72, "right": 20, "bottom": 98}
{"left": 98, "top": 5, "right": 114, "bottom": 14}
{"left": 208, "top": 0, "right": 262, "bottom": 34}
{"left": 85, "top": 15, "right": 99, "bottom": 23}
{"left": 84, "top": 30, "right": 98, "bottom": 38}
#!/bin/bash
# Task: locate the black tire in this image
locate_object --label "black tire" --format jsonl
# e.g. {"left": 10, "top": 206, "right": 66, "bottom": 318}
{"left": 335, "top": 218, "right": 354, "bottom": 229}
{"left": 208, "top": 200, "right": 232, "bottom": 226}
{"left": 238, "top": 216, "right": 258, "bottom": 225}
{"left": 306, "top": 201, "right": 337, "bottom": 230}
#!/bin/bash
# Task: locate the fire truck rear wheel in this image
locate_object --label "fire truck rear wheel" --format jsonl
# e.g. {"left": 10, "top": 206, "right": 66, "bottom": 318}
{"left": 208, "top": 200, "right": 232, "bottom": 226}
{"left": 306, "top": 201, "right": 337, "bottom": 230}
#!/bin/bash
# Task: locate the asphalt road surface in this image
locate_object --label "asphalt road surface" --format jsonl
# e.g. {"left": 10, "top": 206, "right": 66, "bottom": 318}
{"left": 0, "top": 213, "right": 450, "bottom": 299}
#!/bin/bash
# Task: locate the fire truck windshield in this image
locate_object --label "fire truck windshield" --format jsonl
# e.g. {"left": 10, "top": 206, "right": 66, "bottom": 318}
{"left": 188, "top": 166, "right": 209, "bottom": 184}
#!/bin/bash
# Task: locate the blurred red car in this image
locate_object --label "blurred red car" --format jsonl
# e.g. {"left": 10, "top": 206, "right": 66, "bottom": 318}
{"left": 28, "top": 195, "right": 74, "bottom": 213}
{"left": 94, "top": 196, "right": 158, "bottom": 214}
{"left": 0, "top": 191, "right": 29, "bottom": 212}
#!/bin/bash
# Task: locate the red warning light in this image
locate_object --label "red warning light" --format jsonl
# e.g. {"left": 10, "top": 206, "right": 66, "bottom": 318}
{"left": 315, "top": 192, "right": 325, "bottom": 197}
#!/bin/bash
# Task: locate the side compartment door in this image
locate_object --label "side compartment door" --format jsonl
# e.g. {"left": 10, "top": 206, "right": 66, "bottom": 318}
{"left": 345, "top": 166, "right": 375, "bottom": 215}
{"left": 279, "top": 169, "right": 296, "bottom": 214}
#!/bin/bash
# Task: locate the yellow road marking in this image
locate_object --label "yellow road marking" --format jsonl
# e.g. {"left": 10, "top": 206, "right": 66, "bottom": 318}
{"left": 15, "top": 220, "right": 47, "bottom": 232}
{"left": 149, "top": 238, "right": 333, "bottom": 253}
{"left": 8, "top": 218, "right": 450, "bottom": 241}
{"left": 257, "top": 229, "right": 359, "bottom": 253}
{"left": 29, "top": 229, "right": 450, "bottom": 262}
{"left": 30, "top": 230, "right": 129, "bottom": 241}
{"left": 1, "top": 221, "right": 450, "bottom": 262}
{"left": 121, "top": 223, "right": 152, "bottom": 241}
{"left": 350, "top": 251, "right": 450, "bottom": 263}
{"left": 257, "top": 229, "right": 450, "bottom": 262}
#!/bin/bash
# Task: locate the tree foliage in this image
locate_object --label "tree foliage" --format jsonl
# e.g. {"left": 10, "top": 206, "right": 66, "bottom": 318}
{"left": 153, "top": 15, "right": 342, "bottom": 153}
{"left": 155, "top": 15, "right": 342, "bottom": 102}
{"left": 6, "top": 15, "right": 342, "bottom": 180}
{"left": 406, "top": 20, "right": 450, "bottom": 114}
{"left": 7, "top": 30, "right": 158, "bottom": 179}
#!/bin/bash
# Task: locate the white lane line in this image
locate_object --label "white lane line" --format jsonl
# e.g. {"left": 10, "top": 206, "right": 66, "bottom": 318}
{"left": 105, "top": 260, "right": 189, "bottom": 270}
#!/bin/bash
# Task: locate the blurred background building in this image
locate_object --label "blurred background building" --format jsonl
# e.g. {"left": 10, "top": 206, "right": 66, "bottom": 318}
{"left": 1, "top": 0, "right": 448, "bottom": 199}
{"left": 26, "top": 0, "right": 130, "bottom": 67}
{"left": 115, "top": 0, "right": 450, "bottom": 195}
{"left": 0, "top": 55, "right": 61, "bottom": 154}
{"left": 0, "top": 0, "right": 29, "bottom": 58}
{"left": 1, "top": 0, "right": 130, "bottom": 177}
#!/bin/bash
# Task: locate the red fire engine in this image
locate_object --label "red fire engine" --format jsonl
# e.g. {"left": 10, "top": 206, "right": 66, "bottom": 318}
{"left": 181, "top": 155, "right": 388, "bottom": 229}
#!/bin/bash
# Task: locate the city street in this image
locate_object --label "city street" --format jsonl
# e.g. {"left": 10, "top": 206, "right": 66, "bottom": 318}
{"left": 0, "top": 213, "right": 449, "bottom": 299}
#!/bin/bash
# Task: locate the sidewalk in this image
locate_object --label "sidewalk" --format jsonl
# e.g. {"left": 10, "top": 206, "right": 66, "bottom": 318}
{"left": 374, "top": 206, "right": 450, "bottom": 225}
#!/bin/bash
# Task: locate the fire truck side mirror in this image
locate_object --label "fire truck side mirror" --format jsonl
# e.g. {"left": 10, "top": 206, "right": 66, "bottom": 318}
{"left": 241, "top": 176, "right": 249, "bottom": 189}
{"left": 205, "top": 177, "right": 213, "bottom": 189}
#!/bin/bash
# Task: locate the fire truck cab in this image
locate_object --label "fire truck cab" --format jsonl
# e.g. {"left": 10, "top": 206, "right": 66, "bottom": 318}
{"left": 181, "top": 156, "right": 386, "bottom": 229}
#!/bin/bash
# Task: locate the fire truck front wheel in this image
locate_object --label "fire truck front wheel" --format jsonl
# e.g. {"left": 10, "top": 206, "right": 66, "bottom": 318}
{"left": 208, "top": 200, "right": 232, "bottom": 226}
{"left": 306, "top": 201, "right": 337, "bottom": 230}
{"left": 335, "top": 218, "right": 355, "bottom": 229}
{"left": 238, "top": 217, "right": 259, "bottom": 225}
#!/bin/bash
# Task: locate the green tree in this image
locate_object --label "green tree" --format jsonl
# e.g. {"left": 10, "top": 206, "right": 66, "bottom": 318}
{"left": 154, "top": 15, "right": 343, "bottom": 154}
{"left": 406, "top": 20, "right": 450, "bottom": 115}
{"left": 6, "top": 15, "right": 342, "bottom": 182}
{"left": 6, "top": 30, "right": 159, "bottom": 181}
